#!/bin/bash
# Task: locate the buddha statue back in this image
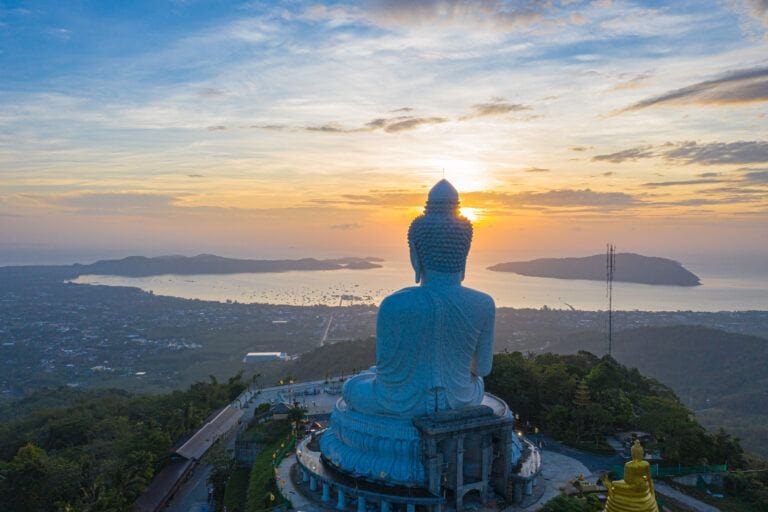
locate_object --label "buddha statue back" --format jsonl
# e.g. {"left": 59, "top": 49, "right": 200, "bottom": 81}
{"left": 345, "top": 279, "right": 494, "bottom": 416}
{"left": 320, "top": 179, "right": 508, "bottom": 486}
{"left": 342, "top": 178, "right": 494, "bottom": 417}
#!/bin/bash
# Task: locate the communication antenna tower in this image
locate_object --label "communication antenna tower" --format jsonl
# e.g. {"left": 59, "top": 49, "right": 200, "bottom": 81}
{"left": 606, "top": 244, "right": 616, "bottom": 356}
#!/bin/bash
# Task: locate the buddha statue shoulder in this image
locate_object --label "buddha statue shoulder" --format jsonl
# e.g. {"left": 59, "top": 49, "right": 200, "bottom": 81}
{"left": 603, "top": 440, "right": 659, "bottom": 512}
{"left": 343, "top": 179, "right": 495, "bottom": 418}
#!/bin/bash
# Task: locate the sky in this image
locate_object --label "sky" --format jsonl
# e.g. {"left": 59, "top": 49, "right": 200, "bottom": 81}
{"left": 1, "top": 0, "right": 767, "bottom": 266}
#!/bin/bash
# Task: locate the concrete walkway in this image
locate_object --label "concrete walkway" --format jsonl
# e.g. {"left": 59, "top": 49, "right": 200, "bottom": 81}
{"left": 277, "top": 454, "right": 317, "bottom": 511}
{"left": 654, "top": 482, "right": 721, "bottom": 512}
{"left": 512, "top": 450, "right": 590, "bottom": 511}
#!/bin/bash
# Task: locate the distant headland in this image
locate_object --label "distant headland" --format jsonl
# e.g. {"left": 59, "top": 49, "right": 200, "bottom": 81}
{"left": 488, "top": 253, "right": 701, "bottom": 287}
{"left": 73, "top": 254, "right": 383, "bottom": 277}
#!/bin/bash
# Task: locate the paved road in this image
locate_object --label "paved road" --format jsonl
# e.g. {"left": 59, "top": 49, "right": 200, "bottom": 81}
{"left": 527, "top": 436, "right": 625, "bottom": 473}
{"left": 165, "top": 464, "right": 212, "bottom": 512}
{"left": 654, "top": 482, "right": 721, "bottom": 512}
{"left": 163, "top": 379, "right": 335, "bottom": 511}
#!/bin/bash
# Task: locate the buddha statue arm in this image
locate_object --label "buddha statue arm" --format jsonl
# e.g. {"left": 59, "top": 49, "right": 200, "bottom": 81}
{"left": 473, "top": 299, "right": 495, "bottom": 377}
{"left": 602, "top": 474, "right": 614, "bottom": 497}
{"left": 643, "top": 465, "right": 655, "bottom": 496}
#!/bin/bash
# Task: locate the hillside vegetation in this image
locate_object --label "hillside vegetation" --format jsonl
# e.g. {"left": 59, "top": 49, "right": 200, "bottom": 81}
{"left": 272, "top": 325, "right": 768, "bottom": 455}
{"left": 487, "top": 352, "right": 737, "bottom": 463}
{"left": 547, "top": 325, "right": 768, "bottom": 456}
{"left": 0, "top": 375, "right": 246, "bottom": 511}
{"left": 486, "top": 351, "right": 766, "bottom": 510}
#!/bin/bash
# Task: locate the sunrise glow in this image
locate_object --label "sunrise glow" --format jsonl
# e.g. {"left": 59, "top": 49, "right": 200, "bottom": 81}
{"left": 0, "top": 1, "right": 766, "bottom": 265}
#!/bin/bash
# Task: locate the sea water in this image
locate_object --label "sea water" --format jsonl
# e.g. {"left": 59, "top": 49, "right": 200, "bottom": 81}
{"left": 71, "top": 260, "right": 768, "bottom": 312}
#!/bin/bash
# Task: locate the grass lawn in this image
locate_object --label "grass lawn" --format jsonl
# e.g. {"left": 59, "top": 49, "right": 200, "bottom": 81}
{"left": 224, "top": 468, "right": 251, "bottom": 512}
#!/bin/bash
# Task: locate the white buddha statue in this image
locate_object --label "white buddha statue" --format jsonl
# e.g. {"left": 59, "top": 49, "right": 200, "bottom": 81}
{"left": 344, "top": 179, "right": 495, "bottom": 417}
{"left": 320, "top": 179, "right": 501, "bottom": 486}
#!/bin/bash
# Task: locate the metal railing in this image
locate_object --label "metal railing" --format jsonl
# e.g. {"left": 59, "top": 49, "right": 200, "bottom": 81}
{"left": 611, "top": 463, "right": 728, "bottom": 478}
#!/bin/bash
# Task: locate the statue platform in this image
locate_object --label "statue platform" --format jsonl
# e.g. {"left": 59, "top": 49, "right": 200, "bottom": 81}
{"left": 305, "top": 393, "right": 534, "bottom": 511}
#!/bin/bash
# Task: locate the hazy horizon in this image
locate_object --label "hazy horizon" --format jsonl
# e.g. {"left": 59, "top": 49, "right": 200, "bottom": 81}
{"left": 3, "top": 243, "right": 768, "bottom": 280}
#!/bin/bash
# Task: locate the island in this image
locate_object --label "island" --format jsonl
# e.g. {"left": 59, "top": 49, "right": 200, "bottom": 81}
{"left": 72, "top": 254, "right": 383, "bottom": 277}
{"left": 488, "top": 252, "right": 701, "bottom": 286}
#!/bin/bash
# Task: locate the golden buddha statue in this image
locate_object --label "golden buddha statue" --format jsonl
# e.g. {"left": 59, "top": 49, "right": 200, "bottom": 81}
{"left": 603, "top": 440, "right": 659, "bottom": 512}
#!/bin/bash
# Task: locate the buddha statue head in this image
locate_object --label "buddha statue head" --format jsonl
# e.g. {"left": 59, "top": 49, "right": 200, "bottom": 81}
{"left": 631, "top": 439, "right": 645, "bottom": 462}
{"left": 407, "top": 179, "right": 473, "bottom": 284}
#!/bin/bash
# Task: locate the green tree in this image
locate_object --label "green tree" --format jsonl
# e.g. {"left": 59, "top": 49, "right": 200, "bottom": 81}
{"left": 486, "top": 352, "right": 540, "bottom": 422}
{"left": 207, "top": 443, "right": 234, "bottom": 511}
{"left": 288, "top": 406, "right": 306, "bottom": 435}
{"left": 0, "top": 443, "right": 79, "bottom": 511}
{"left": 540, "top": 494, "right": 602, "bottom": 512}
{"left": 636, "top": 396, "right": 708, "bottom": 464}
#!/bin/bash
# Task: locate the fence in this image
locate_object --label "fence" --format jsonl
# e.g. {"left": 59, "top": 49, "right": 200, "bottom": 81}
{"left": 611, "top": 463, "right": 728, "bottom": 478}
{"left": 267, "top": 435, "right": 297, "bottom": 511}
{"left": 273, "top": 435, "right": 297, "bottom": 469}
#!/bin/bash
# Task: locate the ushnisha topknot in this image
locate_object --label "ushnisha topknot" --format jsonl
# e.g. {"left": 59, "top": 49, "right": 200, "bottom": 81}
{"left": 408, "top": 179, "right": 473, "bottom": 274}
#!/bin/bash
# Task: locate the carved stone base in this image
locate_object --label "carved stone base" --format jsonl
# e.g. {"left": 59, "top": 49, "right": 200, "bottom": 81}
{"left": 320, "top": 398, "right": 426, "bottom": 486}
{"left": 413, "top": 394, "right": 524, "bottom": 510}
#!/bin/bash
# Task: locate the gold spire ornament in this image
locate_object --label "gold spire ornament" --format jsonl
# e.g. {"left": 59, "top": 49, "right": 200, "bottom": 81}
{"left": 603, "top": 440, "right": 659, "bottom": 512}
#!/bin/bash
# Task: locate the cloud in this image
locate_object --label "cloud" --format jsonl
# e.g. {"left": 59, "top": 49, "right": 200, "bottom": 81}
{"left": 654, "top": 197, "right": 759, "bottom": 207}
{"left": 461, "top": 99, "right": 530, "bottom": 119}
{"left": 743, "top": 169, "right": 768, "bottom": 183}
{"left": 337, "top": 188, "right": 639, "bottom": 211}
{"left": 571, "top": 146, "right": 593, "bottom": 152}
{"left": 207, "top": 125, "right": 227, "bottom": 131}
{"left": 698, "top": 172, "right": 720, "bottom": 178}
{"left": 619, "top": 66, "right": 768, "bottom": 112}
{"left": 306, "top": 123, "right": 349, "bottom": 133}
{"left": 570, "top": 12, "right": 587, "bottom": 25}
{"left": 305, "top": 116, "right": 448, "bottom": 134}
{"left": 187, "top": 174, "right": 205, "bottom": 178}
{"left": 608, "top": 71, "right": 653, "bottom": 91}
{"left": 663, "top": 141, "right": 768, "bottom": 165}
{"left": 592, "top": 146, "right": 655, "bottom": 163}
{"left": 744, "top": 0, "right": 768, "bottom": 26}
{"left": 523, "top": 167, "right": 550, "bottom": 173}
{"left": 365, "top": 118, "right": 390, "bottom": 129}
{"left": 338, "top": 191, "right": 424, "bottom": 206}
{"left": 330, "top": 223, "right": 363, "bottom": 230}
{"left": 38, "top": 192, "right": 177, "bottom": 215}
{"left": 642, "top": 178, "right": 728, "bottom": 188}
{"left": 384, "top": 116, "right": 448, "bottom": 132}
{"left": 263, "top": 98, "right": 531, "bottom": 136}
{"left": 499, "top": 189, "right": 638, "bottom": 208}
{"left": 593, "top": 141, "right": 768, "bottom": 166}
{"left": 198, "top": 87, "right": 226, "bottom": 98}
{"left": 365, "top": 0, "right": 550, "bottom": 32}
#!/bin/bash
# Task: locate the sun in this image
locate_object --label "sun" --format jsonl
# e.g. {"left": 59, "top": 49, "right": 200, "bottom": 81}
{"left": 460, "top": 207, "right": 482, "bottom": 222}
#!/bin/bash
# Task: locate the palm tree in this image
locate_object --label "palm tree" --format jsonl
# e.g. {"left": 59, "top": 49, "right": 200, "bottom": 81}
{"left": 287, "top": 406, "right": 306, "bottom": 436}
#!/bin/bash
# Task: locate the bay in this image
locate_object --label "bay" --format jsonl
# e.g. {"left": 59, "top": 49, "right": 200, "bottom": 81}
{"left": 71, "top": 260, "right": 768, "bottom": 312}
